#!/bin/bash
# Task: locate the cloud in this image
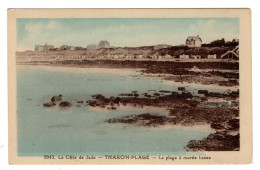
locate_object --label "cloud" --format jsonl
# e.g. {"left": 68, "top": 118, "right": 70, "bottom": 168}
{"left": 18, "top": 21, "right": 63, "bottom": 50}
{"left": 189, "top": 20, "right": 215, "bottom": 32}
{"left": 189, "top": 25, "right": 197, "bottom": 30}
{"left": 17, "top": 18, "right": 239, "bottom": 51}
{"left": 199, "top": 20, "right": 215, "bottom": 29}
{"left": 25, "top": 22, "right": 44, "bottom": 32}
{"left": 47, "top": 20, "right": 58, "bottom": 29}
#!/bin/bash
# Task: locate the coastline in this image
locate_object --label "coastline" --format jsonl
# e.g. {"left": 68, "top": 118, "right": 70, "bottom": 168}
{"left": 16, "top": 64, "right": 143, "bottom": 75}
{"left": 17, "top": 60, "right": 240, "bottom": 151}
{"left": 17, "top": 59, "right": 239, "bottom": 89}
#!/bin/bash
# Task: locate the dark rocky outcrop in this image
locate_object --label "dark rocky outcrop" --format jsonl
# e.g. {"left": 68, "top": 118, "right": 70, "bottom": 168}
{"left": 227, "top": 119, "right": 239, "bottom": 131}
{"left": 106, "top": 113, "right": 170, "bottom": 127}
{"left": 43, "top": 102, "right": 56, "bottom": 107}
{"left": 198, "top": 90, "right": 208, "bottom": 94}
{"left": 59, "top": 101, "right": 72, "bottom": 107}
{"left": 51, "top": 95, "right": 62, "bottom": 102}
{"left": 178, "top": 87, "right": 185, "bottom": 91}
{"left": 159, "top": 90, "right": 171, "bottom": 93}
{"left": 107, "top": 106, "right": 117, "bottom": 110}
{"left": 185, "top": 132, "right": 240, "bottom": 151}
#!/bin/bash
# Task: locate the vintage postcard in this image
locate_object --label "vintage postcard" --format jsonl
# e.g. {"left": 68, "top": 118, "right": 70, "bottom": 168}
{"left": 8, "top": 9, "right": 252, "bottom": 164}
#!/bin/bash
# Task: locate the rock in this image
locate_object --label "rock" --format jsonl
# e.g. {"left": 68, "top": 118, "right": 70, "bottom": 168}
{"left": 159, "top": 90, "right": 171, "bottom": 93}
{"left": 95, "top": 94, "right": 105, "bottom": 100}
{"left": 185, "top": 132, "right": 240, "bottom": 151}
{"left": 43, "top": 102, "right": 56, "bottom": 107}
{"left": 134, "top": 93, "right": 139, "bottom": 97}
{"left": 86, "top": 100, "right": 92, "bottom": 103}
{"left": 105, "top": 113, "right": 169, "bottom": 127}
{"left": 228, "top": 119, "right": 239, "bottom": 131}
{"left": 113, "top": 97, "right": 121, "bottom": 104}
{"left": 51, "top": 95, "right": 62, "bottom": 102}
{"left": 153, "top": 93, "right": 160, "bottom": 96}
{"left": 211, "top": 122, "right": 225, "bottom": 130}
{"left": 59, "top": 101, "right": 72, "bottom": 107}
{"left": 77, "top": 100, "right": 83, "bottom": 103}
{"left": 103, "top": 98, "right": 110, "bottom": 104}
{"left": 205, "top": 92, "right": 224, "bottom": 98}
{"left": 178, "top": 87, "right": 185, "bottom": 91}
{"left": 89, "top": 101, "right": 97, "bottom": 107}
{"left": 107, "top": 106, "right": 117, "bottom": 110}
{"left": 119, "top": 93, "right": 134, "bottom": 97}
{"left": 109, "top": 96, "right": 115, "bottom": 101}
{"left": 144, "top": 94, "right": 151, "bottom": 98}
{"left": 92, "top": 94, "right": 103, "bottom": 99}
{"left": 198, "top": 90, "right": 209, "bottom": 94}
{"left": 180, "top": 91, "right": 193, "bottom": 98}
{"left": 171, "top": 91, "right": 178, "bottom": 95}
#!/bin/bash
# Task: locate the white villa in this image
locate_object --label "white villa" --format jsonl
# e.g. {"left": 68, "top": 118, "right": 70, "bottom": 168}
{"left": 186, "top": 35, "right": 202, "bottom": 47}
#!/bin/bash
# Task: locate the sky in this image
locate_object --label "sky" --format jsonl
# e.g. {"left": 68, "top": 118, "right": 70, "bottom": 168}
{"left": 16, "top": 18, "right": 239, "bottom": 51}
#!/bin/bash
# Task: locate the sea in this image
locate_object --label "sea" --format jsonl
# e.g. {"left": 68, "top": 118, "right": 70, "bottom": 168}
{"left": 16, "top": 65, "right": 224, "bottom": 157}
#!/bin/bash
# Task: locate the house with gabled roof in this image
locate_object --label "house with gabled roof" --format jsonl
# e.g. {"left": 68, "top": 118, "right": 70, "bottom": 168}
{"left": 186, "top": 35, "right": 202, "bottom": 47}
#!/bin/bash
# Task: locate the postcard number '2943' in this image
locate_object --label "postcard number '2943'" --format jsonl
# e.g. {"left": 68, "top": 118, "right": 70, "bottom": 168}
{"left": 44, "top": 155, "right": 55, "bottom": 159}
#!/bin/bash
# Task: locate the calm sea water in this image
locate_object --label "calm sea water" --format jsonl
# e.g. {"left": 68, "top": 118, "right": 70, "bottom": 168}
{"left": 17, "top": 65, "right": 219, "bottom": 157}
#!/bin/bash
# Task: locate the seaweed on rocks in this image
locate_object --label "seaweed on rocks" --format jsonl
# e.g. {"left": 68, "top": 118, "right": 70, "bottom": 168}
{"left": 105, "top": 113, "right": 170, "bottom": 127}
{"left": 43, "top": 102, "right": 56, "bottom": 107}
{"left": 185, "top": 132, "right": 240, "bottom": 151}
{"left": 59, "top": 101, "right": 72, "bottom": 107}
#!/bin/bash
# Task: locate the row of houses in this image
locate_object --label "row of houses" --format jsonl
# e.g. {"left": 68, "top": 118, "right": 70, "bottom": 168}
{"left": 18, "top": 50, "right": 238, "bottom": 60}
{"left": 86, "top": 40, "right": 111, "bottom": 50}
{"left": 34, "top": 40, "right": 111, "bottom": 52}
{"left": 34, "top": 44, "right": 54, "bottom": 52}
{"left": 179, "top": 54, "right": 217, "bottom": 59}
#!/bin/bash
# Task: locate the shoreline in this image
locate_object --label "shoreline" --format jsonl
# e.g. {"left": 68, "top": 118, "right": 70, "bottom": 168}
{"left": 17, "top": 61, "right": 239, "bottom": 90}
{"left": 16, "top": 64, "right": 144, "bottom": 75}
{"left": 19, "top": 60, "right": 240, "bottom": 151}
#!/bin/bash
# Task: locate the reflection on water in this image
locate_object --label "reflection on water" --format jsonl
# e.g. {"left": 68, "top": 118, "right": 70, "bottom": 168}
{"left": 17, "top": 66, "right": 215, "bottom": 157}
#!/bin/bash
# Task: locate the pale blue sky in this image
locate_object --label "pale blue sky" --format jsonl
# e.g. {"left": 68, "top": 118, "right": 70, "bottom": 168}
{"left": 17, "top": 18, "right": 239, "bottom": 51}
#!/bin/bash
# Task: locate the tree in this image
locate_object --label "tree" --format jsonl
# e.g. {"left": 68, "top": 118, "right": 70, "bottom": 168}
{"left": 98, "top": 40, "right": 110, "bottom": 48}
{"left": 209, "top": 38, "right": 225, "bottom": 47}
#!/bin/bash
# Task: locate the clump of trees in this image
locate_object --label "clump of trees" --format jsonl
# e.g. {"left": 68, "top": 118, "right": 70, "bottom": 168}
{"left": 202, "top": 38, "right": 239, "bottom": 47}
{"left": 98, "top": 40, "right": 110, "bottom": 48}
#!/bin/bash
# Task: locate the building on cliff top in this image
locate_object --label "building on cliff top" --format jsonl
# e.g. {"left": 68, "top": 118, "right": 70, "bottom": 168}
{"left": 186, "top": 35, "right": 202, "bottom": 47}
{"left": 87, "top": 44, "right": 98, "bottom": 50}
{"left": 34, "top": 43, "right": 54, "bottom": 52}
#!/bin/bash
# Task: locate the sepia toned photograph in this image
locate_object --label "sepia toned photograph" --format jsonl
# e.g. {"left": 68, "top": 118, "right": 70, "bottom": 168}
{"left": 8, "top": 9, "right": 252, "bottom": 164}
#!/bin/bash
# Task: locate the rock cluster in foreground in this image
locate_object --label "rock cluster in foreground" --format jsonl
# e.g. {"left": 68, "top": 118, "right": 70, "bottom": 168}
{"left": 43, "top": 95, "right": 72, "bottom": 108}
{"left": 41, "top": 88, "right": 239, "bottom": 151}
